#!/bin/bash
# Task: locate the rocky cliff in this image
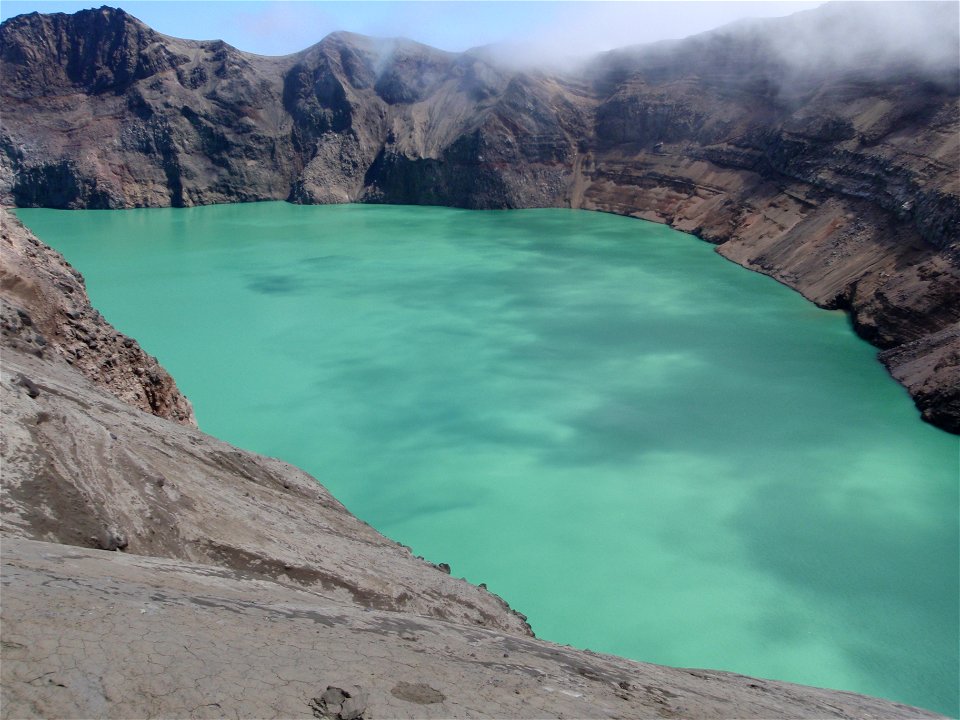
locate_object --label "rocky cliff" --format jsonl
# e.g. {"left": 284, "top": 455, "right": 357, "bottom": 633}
{"left": 1, "top": 211, "right": 195, "bottom": 424}
{"left": 0, "top": 207, "right": 944, "bottom": 719}
{"left": 2, "top": 4, "right": 957, "bottom": 433}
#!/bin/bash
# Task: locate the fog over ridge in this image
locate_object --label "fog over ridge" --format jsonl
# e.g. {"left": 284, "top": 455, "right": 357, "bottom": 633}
{"left": 328, "top": 2, "right": 960, "bottom": 82}
{"left": 727, "top": 1, "right": 960, "bottom": 75}
{"left": 3, "top": 1, "right": 955, "bottom": 82}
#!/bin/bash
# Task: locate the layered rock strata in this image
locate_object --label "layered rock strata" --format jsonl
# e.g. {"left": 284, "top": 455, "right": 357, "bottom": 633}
{"left": 1, "top": 4, "right": 957, "bottom": 431}
{"left": 0, "top": 208, "right": 944, "bottom": 719}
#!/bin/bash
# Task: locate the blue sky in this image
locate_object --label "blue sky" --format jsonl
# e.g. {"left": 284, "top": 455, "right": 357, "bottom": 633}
{"left": 0, "top": 1, "right": 824, "bottom": 57}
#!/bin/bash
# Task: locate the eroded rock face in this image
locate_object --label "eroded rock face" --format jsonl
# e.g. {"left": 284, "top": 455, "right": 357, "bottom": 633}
{"left": 0, "top": 3, "right": 957, "bottom": 433}
{"left": 0, "top": 209, "right": 195, "bottom": 424}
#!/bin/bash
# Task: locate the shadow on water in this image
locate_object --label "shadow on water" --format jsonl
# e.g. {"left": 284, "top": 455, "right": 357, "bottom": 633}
{"left": 246, "top": 272, "right": 307, "bottom": 295}
{"left": 732, "top": 462, "right": 959, "bottom": 714}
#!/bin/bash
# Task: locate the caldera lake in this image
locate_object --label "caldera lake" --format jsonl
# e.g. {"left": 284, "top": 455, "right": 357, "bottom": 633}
{"left": 16, "top": 202, "right": 959, "bottom": 715}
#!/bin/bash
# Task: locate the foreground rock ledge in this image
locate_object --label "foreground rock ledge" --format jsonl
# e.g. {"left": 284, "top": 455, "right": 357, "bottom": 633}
{"left": 0, "top": 538, "right": 944, "bottom": 720}
{"left": 0, "top": 193, "right": 945, "bottom": 719}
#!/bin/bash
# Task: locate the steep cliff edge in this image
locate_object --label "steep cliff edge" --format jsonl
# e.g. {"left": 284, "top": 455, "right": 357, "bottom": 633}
{"left": 1, "top": 3, "right": 957, "bottom": 433}
{"left": 578, "top": 2, "right": 960, "bottom": 431}
{"left": 1, "top": 211, "right": 194, "bottom": 423}
{"left": 0, "top": 195, "right": 944, "bottom": 720}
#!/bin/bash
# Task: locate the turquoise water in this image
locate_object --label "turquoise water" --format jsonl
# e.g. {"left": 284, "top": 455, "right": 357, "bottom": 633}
{"left": 17, "top": 202, "right": 959, "bottom": 715}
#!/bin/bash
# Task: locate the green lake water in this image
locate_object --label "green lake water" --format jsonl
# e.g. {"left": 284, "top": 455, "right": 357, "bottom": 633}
{"left": 16, "top": 202, "right": 959, "bottom": 715}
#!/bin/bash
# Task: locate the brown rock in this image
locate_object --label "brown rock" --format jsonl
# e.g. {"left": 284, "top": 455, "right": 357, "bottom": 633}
{"left": 391, "top": 681, "right": 445, "bottom": 705}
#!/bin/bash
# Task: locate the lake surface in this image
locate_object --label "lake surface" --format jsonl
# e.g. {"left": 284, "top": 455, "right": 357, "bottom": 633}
{"left": 17, "top": 202, "right": 958, "bottom": 715}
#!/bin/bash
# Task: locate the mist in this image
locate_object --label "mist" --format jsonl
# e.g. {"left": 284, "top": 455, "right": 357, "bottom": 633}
{"left": 1, "top": 1, "right": 956, "bottom": 79}
{"left": 219, "top": 1, "right": 832, "bottom": 61}
{"left": 1, "top": 1, "right": 822, "bottom": 59}
{"left": 394, "top": 2, "right": 826, "bottom": 68}
{"left": 226, "top": 0, "right": 960, "bottom": 80}
{"left": 726, "top": 2, "right": 960, "bottom": 77}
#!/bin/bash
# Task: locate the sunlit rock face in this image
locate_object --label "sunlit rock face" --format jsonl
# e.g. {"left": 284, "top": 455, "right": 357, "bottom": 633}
{"left": 0, "top": 211, "right": 195, "bottom": 424}
{"left": 1, "top": 4, "right": 957, "bottom": 431}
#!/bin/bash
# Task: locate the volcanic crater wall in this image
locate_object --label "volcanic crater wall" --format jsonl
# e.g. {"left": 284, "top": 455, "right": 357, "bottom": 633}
{"left": 1, "top": 4, "right": 958, "bottom": 431}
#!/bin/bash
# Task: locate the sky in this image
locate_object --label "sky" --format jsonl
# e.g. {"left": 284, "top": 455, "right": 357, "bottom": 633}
{"left": 0, "top": 1, "right": 826, "bottom": 57}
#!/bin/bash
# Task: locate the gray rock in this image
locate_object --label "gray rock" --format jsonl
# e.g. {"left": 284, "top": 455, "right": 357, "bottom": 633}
{"left": 391, "top": 681, "right": 445, "bottom": 705}
{"left": 16, "top": 373, "right": 40, "bottom": 399}
{"left": 339, "top": 691, "right": 367, "bottom": 720}
{"left": 96, "top": 527, "right": 128, "bottom": 552}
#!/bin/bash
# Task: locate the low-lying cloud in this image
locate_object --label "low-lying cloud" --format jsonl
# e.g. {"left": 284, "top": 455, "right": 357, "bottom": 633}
{"left": 725, "top": 1, "right": 959, "bottom": 77}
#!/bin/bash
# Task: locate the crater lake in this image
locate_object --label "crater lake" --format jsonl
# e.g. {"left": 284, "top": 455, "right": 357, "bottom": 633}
{"left": 16, "top": 202, "right": 959, "bottom": 716}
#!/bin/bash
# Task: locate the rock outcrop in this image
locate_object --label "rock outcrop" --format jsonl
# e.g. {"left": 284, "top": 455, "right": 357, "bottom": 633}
{"left": 1, "top": 210, "right": 194, "bottom": 424}
{"left": 1, "top": 3, "right": 957, "bottom": 432}
{"left": 0, "top": 207, "right": 944, "bottom": 719}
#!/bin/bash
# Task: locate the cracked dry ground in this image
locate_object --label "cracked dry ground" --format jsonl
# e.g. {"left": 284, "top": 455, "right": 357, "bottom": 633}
{"left": 1, "top": 538, "right": 944, "bottom": 720}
